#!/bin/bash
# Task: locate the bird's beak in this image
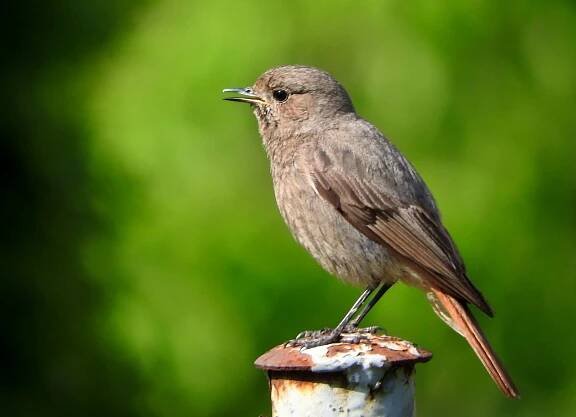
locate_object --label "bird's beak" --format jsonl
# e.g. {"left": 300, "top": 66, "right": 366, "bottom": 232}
{"left": 222, "top": 87, "right": 265, "bottom": 105}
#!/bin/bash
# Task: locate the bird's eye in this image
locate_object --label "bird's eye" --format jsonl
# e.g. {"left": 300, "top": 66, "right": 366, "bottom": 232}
{"left": 272, "top": 89, "right": 289, "bottom": 102}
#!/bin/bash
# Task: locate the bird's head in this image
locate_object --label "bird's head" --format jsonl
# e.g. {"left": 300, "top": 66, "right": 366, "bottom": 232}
{"left": 224, "top": 65, "right": 355, "bottom": 133}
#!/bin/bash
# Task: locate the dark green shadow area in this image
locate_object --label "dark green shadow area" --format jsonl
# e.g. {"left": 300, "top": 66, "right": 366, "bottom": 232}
{"left": 0, "top": 2, "right": 147, "bottom": 416}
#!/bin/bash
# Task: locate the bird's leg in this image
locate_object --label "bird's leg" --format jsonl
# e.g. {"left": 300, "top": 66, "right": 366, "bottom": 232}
{"left": 346, "top": 282, "right": 393, "bottom": 330}
{"left": 288, "top": 287, "right": 374, "bottom": 348}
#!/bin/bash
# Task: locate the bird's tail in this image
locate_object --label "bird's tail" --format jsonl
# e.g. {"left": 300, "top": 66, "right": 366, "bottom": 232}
{"left": 428, "top": 288, "right": 520, "bottom": 398}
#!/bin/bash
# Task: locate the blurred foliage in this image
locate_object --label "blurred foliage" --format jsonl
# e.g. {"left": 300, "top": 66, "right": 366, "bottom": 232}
{"left": 1, "top": 1, "right": 576, "bottom": 416}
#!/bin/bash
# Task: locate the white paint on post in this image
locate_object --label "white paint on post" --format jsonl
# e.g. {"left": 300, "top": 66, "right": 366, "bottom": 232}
{"left": 270, "top": 366, "right": 414, "bottom": 417}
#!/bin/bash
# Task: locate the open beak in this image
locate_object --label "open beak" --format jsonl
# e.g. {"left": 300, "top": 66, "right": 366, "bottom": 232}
{"left": 222, "top": 87, "right": 265, "bottom": 104}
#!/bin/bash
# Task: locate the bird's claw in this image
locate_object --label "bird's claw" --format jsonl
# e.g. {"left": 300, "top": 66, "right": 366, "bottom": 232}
{"left": 286, "top": 331, "right": 341, "bottom": 349}
{"left": 294, "top": 327, "right": 332, "bottom": 340}
{"left": 343, "top": 324, "right": 381, "bottom": 334}
{"left": 285, "top": 325, "right": 384, "bottom": 348}
{"left": 285, "top": 328, "right": 333, "bottom": 347}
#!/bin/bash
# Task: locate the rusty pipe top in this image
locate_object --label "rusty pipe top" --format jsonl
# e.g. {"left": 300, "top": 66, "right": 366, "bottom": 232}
{"left": 255, "top": 333, "right": 431, "bottom": 373}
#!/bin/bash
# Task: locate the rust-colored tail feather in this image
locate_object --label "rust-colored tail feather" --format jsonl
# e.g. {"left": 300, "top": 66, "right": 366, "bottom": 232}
{"left": 429, "top": 289, "right": 520, "bottom": 398}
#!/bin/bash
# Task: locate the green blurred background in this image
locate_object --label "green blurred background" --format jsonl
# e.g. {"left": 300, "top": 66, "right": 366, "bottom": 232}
{"left": 2, "top": 0, "right": 575, "bottom": 416}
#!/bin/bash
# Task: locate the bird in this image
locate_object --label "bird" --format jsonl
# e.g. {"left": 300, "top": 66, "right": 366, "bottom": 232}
{"left": 223, "top": 65, "right": 519, "bottom": 398}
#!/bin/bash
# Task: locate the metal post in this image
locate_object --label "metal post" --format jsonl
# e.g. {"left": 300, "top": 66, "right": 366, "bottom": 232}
{"left": 255, "top": 333, "right": 431, "bottom": 417}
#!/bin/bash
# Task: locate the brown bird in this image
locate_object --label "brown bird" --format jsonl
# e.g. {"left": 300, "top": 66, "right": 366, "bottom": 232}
{"left": 224, "top": 65, "right": 519, "bottom": 397}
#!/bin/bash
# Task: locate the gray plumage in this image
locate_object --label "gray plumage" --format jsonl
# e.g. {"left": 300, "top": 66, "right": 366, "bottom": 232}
{"left": 251, "top": 65, "right": 489, "bottom": 312}
{"left": 224, "top": 65, "right": 518, "bottom": 397}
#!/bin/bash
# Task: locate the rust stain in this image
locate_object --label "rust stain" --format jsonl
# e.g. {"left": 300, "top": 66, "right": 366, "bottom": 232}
{"left": 271, "top": 378, "right": 318, "bottom": 397}
{"left": 255, "top": 345, "right": 314, "bottom": 371}
{"left": 325, "top": 343, "right": 356, "bottom": 357}
{"left": 268, "top": 370, "right": 348, "bottom": 388}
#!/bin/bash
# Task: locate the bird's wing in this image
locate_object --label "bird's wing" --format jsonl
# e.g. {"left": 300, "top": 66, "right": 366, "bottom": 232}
{"left": 307, "top": 142, "right": 493, "bottom": 316}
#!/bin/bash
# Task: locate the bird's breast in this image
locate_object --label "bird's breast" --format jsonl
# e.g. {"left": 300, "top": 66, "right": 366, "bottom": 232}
{"left": 272, "top": 166, "right": 402, "bottom": 288}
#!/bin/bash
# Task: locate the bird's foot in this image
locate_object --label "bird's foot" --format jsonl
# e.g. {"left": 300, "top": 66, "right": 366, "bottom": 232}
{"left": 343, "top": 324, "right": 382, "bottom": 334}
{"left": 294, "top": 327, "right": 333, "bottom": 340}
{"left": 340, "top": 324, "right": 383, "bottom": 344}
{"left": 285, "top": 329, "right": 342, "bottom": 349}
{"left": 285, "top": 325, "right": 383, "bottom": 349}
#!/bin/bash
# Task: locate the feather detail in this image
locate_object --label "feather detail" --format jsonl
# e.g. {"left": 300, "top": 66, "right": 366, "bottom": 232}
{"left": 428, "top": 289, "right": 519, "bottom": 398}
